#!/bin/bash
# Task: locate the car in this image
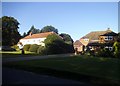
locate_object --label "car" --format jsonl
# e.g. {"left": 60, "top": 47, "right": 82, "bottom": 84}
{"left": 2, "top": 46, "right": 16, "bottom": 51}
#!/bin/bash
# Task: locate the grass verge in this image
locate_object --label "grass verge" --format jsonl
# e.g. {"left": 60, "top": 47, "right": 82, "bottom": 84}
{"left": 1, "top": 51, "right": 38, "bottom": 58}
{"left": 3, "top": 55, "right": 120, "bottom": 85}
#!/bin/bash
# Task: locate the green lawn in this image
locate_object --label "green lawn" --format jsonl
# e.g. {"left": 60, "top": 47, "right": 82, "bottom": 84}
{"left": 1, "top": 51, "right": 38, "bottom": 58}
{"left": 3, "top": 55, "right": 120, "bottom": 85}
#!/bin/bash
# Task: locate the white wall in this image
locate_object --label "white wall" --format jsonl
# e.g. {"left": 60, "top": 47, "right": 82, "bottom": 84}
{"left": 20, "top": 38, "right": 46, "bottom": 46}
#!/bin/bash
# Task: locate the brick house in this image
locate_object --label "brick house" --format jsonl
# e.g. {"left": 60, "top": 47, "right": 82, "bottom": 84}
{"left": 74, "top": 28, "right": 118, "bottom": 52}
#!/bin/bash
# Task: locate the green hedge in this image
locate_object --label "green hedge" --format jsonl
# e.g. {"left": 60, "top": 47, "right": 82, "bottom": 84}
{"left": 23, "top": 44, "right": 31, "bottom": 51}
{"left": 29, "top": 44, "right": 39, "bottom": 53}
{"left": 37, "top": 46, "right": 47, "bottom": 55}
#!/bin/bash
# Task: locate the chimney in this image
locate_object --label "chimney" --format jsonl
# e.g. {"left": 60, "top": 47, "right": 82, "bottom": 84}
{"left": 29, "top": 32, "right": 32, "bottom": 36}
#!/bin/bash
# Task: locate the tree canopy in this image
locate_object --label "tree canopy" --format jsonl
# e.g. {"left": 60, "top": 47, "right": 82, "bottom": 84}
{"left": 44, "top": 34, "right": 75, "bottom": 54}
{"left": 40, "top": 25, "right": 58, "bottom": 34}
{"left": 23, "top": 25, "right": 40, "bottom": 37}
{"left": 59, "top": 33, "right": 73, "bottom": 45}
{"left": 44, "top": 34, "right": 66, "bottom": 54}
{"left": 2, "top": 16, "right": 21, "bottom": 46}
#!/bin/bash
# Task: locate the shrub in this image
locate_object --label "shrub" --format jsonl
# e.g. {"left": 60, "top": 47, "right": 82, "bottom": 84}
{"left": 113, "top": 41, "right": 120, "bottom": 58}
{"left": 2, "top": 46, "right": 16, "bottom": 51}
{"left": 29, "top": 44, "right": 39, "bottom": 53}
{"left": 23, "top": 44, "right": 31, "bottom": 51}
{"left": 37, "top": 46, "right": 47, "bottom": 55}
{"left": 95, "top": 48, "right": 113, "bottom": 57}
{"left": 11, "top": 45, "right": 19, "bottom": 51}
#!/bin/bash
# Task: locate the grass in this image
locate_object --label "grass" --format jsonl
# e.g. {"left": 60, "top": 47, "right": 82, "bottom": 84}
{"left": 1, "top": 50, "right": 38, "bottom": 58}
{"left": 3, "top": 55, "right": 120, "bottom": 85}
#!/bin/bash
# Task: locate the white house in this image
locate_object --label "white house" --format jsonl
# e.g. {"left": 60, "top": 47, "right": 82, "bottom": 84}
{"left": 18, "top": 32, "right": 55, "bottom": 47}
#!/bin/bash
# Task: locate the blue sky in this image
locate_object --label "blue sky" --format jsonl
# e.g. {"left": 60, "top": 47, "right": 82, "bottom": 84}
{"left": 2, "top": 2, "right": 118, "bottom": 41}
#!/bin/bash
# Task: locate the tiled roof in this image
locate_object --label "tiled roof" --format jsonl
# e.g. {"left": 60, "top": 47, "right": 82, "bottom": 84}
{"left": 100, "top": 32, "right": 118, "bottom": 36}
{"left": 21, "top": 32, "right": 55, "bottom": 39}
{"left": 81, "top": 29, "right": 115, "bottom": 40}
{"left": 74, "top": 40, "right": 83, "bottom": 46}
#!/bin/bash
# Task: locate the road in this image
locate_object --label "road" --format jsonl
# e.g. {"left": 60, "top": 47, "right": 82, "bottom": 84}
{"left": 2, "top": 68, "right": 90, "bottom": 85}
{"left": 2, "top": 54, "right": 75, "bottom": 63}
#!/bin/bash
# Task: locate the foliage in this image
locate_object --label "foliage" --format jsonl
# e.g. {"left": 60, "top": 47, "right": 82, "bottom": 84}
{"left": 0, "top": 18, "right": 1, "bottom": 28}
{"left": 22, "top": 32, "right": 27, "bottom": 37}
{"left": 59, "top": 33, "right": 73, "bottom": 45}
{"left": 44, "top": 34, "right": 74, "bottom": 54}
{"left": 29, "top": 44, "right": 39, "bottom": 53}
{"left": 2, "top": 16, "right": 21, "bottom": 46}
{"left": 11, "top": 45, "right": 19, "bottom": 51}
{"left": 37, "top": 46, "right": 47, "bottom": 55}
{"left": 23, "top": 44, "right": 31, "bottom": 51}
{"left": 95, "top": 48, "right": 113, "bottom": 57}
{"left": 44, "top": 34, "right": 65, "bottom": 54}
{"left": 59, "top": 33, "right": 75, "bottom": 53}
{"left": 113, "top": 41, "right": 120, "bottom": 58}
{"left": 40, "top": 25, "right": 58, "bottom": 34}
{"left": 23, "top": 25, "right": 40, "bottom": 37}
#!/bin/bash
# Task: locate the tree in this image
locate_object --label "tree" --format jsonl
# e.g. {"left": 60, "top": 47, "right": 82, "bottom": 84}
{"left": 25, "top": 25, "right": 40, "bottom": 36}
{"left": 2, "top": 16, "right": 21, "bottom": 46}
{"left": 59, "top": 33, "right": 73, "bottom": 45}
{"left": 40, "top": 25, "right": 58, "bottom": 34}
{"left": 59, "top": 33, "right": 74, "bottom": 53}
{"left": 113, "top": 41, "right": 120, "bottom": 58}
{"left": 0, "top": 18, "right": 1, "bottom": 28}
{"left": 22, "top": 32, "right": 27, "bottom": 37}
{"left": 44, "top": 34, "right": 74, "bottom": 54}
{"left": 44, "top": 34, "right": 66, "bottom": 54}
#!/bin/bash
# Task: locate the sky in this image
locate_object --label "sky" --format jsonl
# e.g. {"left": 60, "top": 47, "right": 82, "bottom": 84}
{"left": 2, "top": 2, "right": 118, "bottom": 41}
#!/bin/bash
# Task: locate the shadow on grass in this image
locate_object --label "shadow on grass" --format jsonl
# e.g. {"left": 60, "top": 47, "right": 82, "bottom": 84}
{"left": 3, "top": 65, "right": 120, "bottom": 86}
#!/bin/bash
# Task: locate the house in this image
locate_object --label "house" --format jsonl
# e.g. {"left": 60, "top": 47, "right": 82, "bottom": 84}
{"left": 74, "top": 40, "right": 84, "bottom": 52}
{"left": 18, "top": 32, "right": 56, "bottom": 47}
{"left": 74, "top": 28, "right": 118, "bottom": 52}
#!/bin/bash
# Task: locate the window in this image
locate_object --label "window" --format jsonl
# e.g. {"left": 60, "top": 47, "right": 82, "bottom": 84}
{"left": 109, "top": 36, "right": 113, "bottom": 40}
{"left": 104, "top": 37, "right": 108, "bottom": 40}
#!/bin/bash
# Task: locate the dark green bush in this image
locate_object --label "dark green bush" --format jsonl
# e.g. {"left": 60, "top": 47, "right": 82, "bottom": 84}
{"left": 95, "top": 48, "right": 113, "bottom": 57}
{"left": 29, "top": 44, "right": 39, "bottom": 53}
{"left": 37, "top": 46, "right": 47, "bottom": 55}
{"left": 23, "top": 44, "right": 31, "bottom": 51}
{"left": 11, "top": 45, "right": 19, "bottom": 50}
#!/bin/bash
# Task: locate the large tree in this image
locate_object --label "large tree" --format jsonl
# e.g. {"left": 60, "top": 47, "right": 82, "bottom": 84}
{"left": 59, "top": 33, "right": 73, "bottom": 45}
{"left": 44, "top": 34, "right": 74, "bottom": 54}
{"left": 23, "top": 25, "right": 40, "bottom": 37}
{"left": 59, "top": 33, "right": 74, "bottom": 53}
{"left": 44, "top": 34, "right": 66, "bottom": 54}
{"left": 40, "top": 25, "right": 58, "bottom": 34}
{"left": 22, "top": 25, "right": 40, "bottom": 37}
{"left": 2, "top": 16, "right": 21, "bottom": 46}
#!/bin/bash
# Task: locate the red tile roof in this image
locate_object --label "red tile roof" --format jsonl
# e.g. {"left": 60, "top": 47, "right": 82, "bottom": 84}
{"left": 21, "top": 32, "right": 55, "bottom": 39}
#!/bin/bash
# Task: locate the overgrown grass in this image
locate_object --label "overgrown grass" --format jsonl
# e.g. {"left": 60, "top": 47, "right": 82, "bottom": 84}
{"left": 3, "top": 55, "right": 120, "bottom": 85}
{"left": 1, "top": 50, "right": 37, "bottom": 58}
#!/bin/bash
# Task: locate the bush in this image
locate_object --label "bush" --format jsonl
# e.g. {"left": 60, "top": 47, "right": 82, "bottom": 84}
{"left": 11, "top": 45, "right": 19, "bottom": 51}
{"left": 23, "top": 44, "right": 31, "bottom": 51}
{"left": 95, "top": 48, "right": 113, "bottom": 57}
{"left": 29, "top": 44, "right": 39, "bottom": 53}
{"left": 113, "top": 41, "right": 120, "bottom": 58}
{"left": 37, "top": 46, "right": 47, "bottom": 55}
{"left": 2, "top": 46, "right": 16, "bottom": 51}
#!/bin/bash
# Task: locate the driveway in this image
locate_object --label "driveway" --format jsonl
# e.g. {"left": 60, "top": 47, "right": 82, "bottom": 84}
{"left": 2, "top": 68, "right": 90, "bottom": 85}
{"left": 2, "top": 54, "right": 75, "bottom": 63}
